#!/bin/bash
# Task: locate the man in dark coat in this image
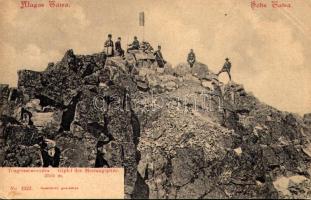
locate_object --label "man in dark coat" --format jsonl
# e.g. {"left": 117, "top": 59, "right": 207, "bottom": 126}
{"left": 39, "top": 138, "right": 61, "bottom": 167}
{"left": 187, "top": 49, "right": 196, "bottom": 68}
{"left": 127, "top": 36, "right": 140, "bottom": 52}
{"left": 115, "top": 37, "right": 125, "bottom": 58}
{"left": 217, "top": 58, "right": 232, "bottom": 80}
{"left": 21, "top": 107, "right": 33, "bottom": 126}
{"left": 95, "top": 140, "right": 110, "bottom": 168}
{"left": 154, "top": 45, "right": 166, "bottom": 68}
{"left": 104, "top": 34, "right": 114, "bottom": 56}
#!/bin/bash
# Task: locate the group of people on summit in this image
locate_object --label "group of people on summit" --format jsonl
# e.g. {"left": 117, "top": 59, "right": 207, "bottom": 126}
{"left": 104, "top": 34, "right": 232, "bottom": 80}
{"left": 104, "top": 34, "right": 166, "bottom": 68}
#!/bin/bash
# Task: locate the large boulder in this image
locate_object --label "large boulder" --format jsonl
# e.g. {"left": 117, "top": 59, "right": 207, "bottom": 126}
{"left": 191, "top": 62, "right": 209, "bottom": 80}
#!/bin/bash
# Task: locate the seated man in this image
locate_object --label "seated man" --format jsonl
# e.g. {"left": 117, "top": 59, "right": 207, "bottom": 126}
{"left": 141, "top": 41, "right": 154, "bottom": 54}
{"left": 115, "top": 37, "right": 124, "bottom": 57}
{"left": 127, "top": 36, "right": 140, "bottom": 52}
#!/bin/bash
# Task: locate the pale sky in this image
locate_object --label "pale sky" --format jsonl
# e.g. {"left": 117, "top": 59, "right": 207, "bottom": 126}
{"left": 0, "top": 0, "right": 310, "bottom": 115}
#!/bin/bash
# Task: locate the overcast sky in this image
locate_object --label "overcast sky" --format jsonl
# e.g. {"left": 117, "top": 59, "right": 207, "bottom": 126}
{"left": 0, "top": 0, "right": 310, "bottom": 115}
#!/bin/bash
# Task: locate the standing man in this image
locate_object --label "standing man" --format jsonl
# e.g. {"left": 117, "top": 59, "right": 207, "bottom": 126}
{"left": 115, "top": 37, "right": 125, "bottom": 58}
{"left": 127, "top": 36, "right": 140, "bottom": 52}
{"left": 217, "top": 58, "right": 232, "bottom": 80}
{"left": 187, "top": 49, "right": 196, "bottom": 68}
{"left": 154, "top": 45, "right": 166, "bottom": 68}
{"left": 104, "top": 34, "right": 114, "bottom": 57}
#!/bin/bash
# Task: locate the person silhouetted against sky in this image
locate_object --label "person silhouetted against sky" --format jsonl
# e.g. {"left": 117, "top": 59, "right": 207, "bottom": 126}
{"left": 115, "top": 37, "right": 125, "bottom": 58}
{"left": 154, "top": 45, "right": 166, "bottom": 68}
{"left": 187, "top": 49, "right": 196, "bottom": 68}
{"left": 104, "top": 34, "right": 114, "bottom": 56}
{"left": 217, "top": 58, "right": 232, "bottom": 80}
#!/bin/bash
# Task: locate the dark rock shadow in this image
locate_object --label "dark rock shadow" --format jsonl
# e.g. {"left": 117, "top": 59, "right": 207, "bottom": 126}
{"left": 131, "top": 172, "right": 150, "bottom": 199}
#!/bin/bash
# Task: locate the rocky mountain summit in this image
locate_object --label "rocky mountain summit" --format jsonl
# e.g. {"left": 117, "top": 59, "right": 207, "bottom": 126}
{"left": 0, "top": 49, "right": 310, "bottom": 199}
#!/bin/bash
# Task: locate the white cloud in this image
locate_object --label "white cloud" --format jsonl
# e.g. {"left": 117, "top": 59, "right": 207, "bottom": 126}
{"left": 0, "top": 43, "right": 62, "bottom": 86}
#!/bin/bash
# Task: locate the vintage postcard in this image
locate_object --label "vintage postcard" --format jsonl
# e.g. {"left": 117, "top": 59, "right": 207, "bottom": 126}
{"left": 0, "top": 0, "right": 310, "bottom": 199}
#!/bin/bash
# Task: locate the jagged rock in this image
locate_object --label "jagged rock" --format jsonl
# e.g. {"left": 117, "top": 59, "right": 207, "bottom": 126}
{"left": 175, "top": 63, "right": 191, "bottom": 77}
{"left": 273, "top": 175, "right": 309, "bottom": 197}
{"left": 18, "top": 50, "right": 107, "bottom": 108}
{"left": 25, "top": 99, "right": 42, "bottom": 111}
{"left": 164, "top": 64, "right": 177, "bottom": 76}
{"left": 56, "top": 135, "right": 96, "bottom": 167}
{"left": 0, "top": 84, "right": 10, "bottom": 105}
{"left": 303, "top": 113, "right": 311, "bottom": 125}
{"left": 137, "top": 81, "right": 149, "bottom": 91}
{"left": 74, "top": 84, "right": 139, "bottom": 196}
{"left": 156, "top": 67, "right": 165, "bottom": 74}
{"left": 84, "top": 72, "right": 99, "bottom": 85}
{"left": 183, "top": 74, "right": 201, "bottom": 84}
{"left": 31, "top": 110, "right": 63, "bottom": 131}
{"left": 18, "top": 70, "right": 42, "bottom": 98}
{"left": 1, "top": 47, "right": 311, "bottom": 199}
{"left": 191, "top": 62, "right": 209, "bottom": 80}
{"left": 164, "top": 81, "right": 177, "bottom": 91}
{"left": 0, "top": 90, "right": 23, "bottom": 118}
{"left": 233, "top": 147, "right": 242, "bottom": 156}
{"left": 302, "top": 143, "right": 311, "bottom": 157}
{"left": 171, "top": 147, "right": 205, "bottom": 186}
{"left": 201, "top": 80, "right": 212, "bottom": 90}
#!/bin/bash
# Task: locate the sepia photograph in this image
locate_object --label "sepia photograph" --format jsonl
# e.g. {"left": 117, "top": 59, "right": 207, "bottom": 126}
{"left": 0, "top": 0, "right": 310, "bottom": 199}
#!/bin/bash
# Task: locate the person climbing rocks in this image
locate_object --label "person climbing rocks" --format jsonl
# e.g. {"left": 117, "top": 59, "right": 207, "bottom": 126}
{"left": 154, "top": 45, "right": 166, "bottom": 68}
{"left": 187, "top": 49, "right": 196, "bottom": 68}
{"left": 104, "top": 34, "right": 114, "bottom": 57}
{"left": 115, "top": 37, "right": 125, "bottom": 58}
{"left": 217, "top": 58, "right": 232, "bottom": 80}
{"left": 38, "top": 137, "right": 61, "bottom": 167}
{"left": 127, "top": 36, "right": 140, "bottom": 52}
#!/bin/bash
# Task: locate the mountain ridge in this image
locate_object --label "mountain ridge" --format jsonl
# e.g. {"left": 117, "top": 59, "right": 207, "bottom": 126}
{"left": 0, "top": 49, "right": 310, "bottom": 199}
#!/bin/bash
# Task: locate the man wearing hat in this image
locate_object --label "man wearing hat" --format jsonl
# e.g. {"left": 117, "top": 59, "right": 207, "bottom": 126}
{"left": 127, "top": 36, "right": 140, "bottom": 52}
{"left": 104, "top": 34, "right": 114, "bottom": 56}
{"left": 217, "top": 58, "right": 232, "bottom": 80}
{"left": 115, "top": 37, "right": 125, "bottom": 58}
